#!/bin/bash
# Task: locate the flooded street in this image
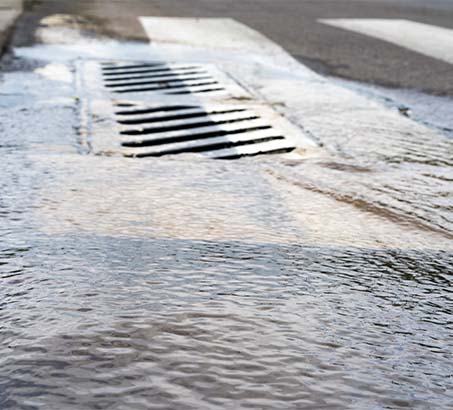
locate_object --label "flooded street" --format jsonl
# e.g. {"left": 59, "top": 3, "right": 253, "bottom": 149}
{"left": 1, "top": 18, "right": 453, "bottom": 410}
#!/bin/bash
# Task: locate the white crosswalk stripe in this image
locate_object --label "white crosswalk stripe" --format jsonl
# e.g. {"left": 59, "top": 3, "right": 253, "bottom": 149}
{"left": 319, "top": 19, "right": 453, "bottom": 65}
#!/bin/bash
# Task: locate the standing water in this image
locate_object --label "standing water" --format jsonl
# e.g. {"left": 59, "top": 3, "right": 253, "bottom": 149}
{"left": 1, "top": 35, "right": 452, "bottom": 410}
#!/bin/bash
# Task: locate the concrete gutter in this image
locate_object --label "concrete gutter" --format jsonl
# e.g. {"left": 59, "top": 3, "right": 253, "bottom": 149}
{"left": 0, "top": 0, "right": 22, "bottom": 54}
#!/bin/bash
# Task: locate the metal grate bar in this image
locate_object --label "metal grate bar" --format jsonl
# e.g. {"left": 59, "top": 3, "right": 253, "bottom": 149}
{"left": 105, "top": 75, "right": 214, "bottom": 89}
{"left": 120, "top": 119, "right": 273, "bottom": 146}
{"left": 102, "top": 65, "right": 202, "bottom": 76}
{"left": 101, "top": 63, "right": 164, "bottom": 71}
{"left": 205, "top": 139, "right": 296, "bottom": 159}
{"left": 166, "top": 87, "right": 226, "bottom": 95}
{"left": 123, "top": 129, "right": 286, "bottom": 157}
{"left": 119, "top": 112, "right": 261, "bottom": 135}
{"left": 119, "top": 109, "right": 255, "bottom": 129}
{"left": 103, "top": 70, "right": 208, "bottom": 81}
{"left": 116, "top": 108, "right": 248, "bottom": 125}
{"left": 112, "top": 80, "right": 221, "bottom": 94}
{"left": 114, "top": 105, "right": 194, "bottom": 115}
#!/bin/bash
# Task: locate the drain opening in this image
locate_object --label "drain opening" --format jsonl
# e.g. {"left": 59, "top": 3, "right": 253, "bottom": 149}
{"left": 111, "top": 102, "right": 297, "bottom": 158}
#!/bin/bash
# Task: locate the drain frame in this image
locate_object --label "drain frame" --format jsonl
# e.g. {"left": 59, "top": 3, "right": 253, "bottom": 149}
{"left": 77, "top": 59, "right": 316, "bottom": 159}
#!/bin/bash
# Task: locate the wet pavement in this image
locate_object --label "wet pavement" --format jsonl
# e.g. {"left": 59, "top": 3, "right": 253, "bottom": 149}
{"left": 1, "top": 20, "right": 453, "bottom": 410}
{"left": 13, "top": 0, "right": 453, "bottom": 96}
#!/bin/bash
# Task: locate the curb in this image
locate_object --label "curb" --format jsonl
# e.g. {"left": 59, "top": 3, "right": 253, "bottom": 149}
{"left": 0, "top": 0, "right": 23, "bottom": 55}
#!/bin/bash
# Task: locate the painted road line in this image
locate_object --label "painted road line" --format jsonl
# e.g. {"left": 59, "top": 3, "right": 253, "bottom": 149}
{"left": 139, "top": 17, "right": 285, "bottom": 55}
{"left": 319, "top": 19, "right": 453, "bottom": 65}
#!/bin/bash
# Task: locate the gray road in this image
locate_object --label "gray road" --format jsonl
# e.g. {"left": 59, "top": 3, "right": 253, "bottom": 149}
{"left": 12, "top": 0, "right": 453, "bottom": 95}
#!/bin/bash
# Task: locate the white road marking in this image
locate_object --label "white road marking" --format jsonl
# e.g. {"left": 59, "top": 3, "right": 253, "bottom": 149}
{"left": 319, "top": 19, "right": 453, "bottom": 65}
{"left": 139, "top": 17, "right": 285, "bottom": 55}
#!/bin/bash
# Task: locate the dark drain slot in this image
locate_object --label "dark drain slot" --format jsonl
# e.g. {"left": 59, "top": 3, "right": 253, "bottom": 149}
{"left": 217, "top": 146, "right": 295, "bottom": 160}
{"left": 102, "top": 63, "right": 163, "bottom": 71}
{"left": 117, "top": 109, "right": 248, "bottom": 125}
{"left": 105, "top": 76, "right": 214, "bottom": 88}
{"left": 115, "top": 103, "right": 136, "bottom": 108}
{"left": 102, "top": 66, "right": 201, "bottom": 76}
{"left": 122, "top": 126, "right": 273, "bottom": 147}
{"left": 115, "top": 105, "right": 194, "bottom": 115}
{"left": 168, "top": 88, "right": 225, "bottom": 95}
{"left": 134, "top": 136, "right": 286, "bottom": 157}
{"left": 114, "top": 81, "right": 221, "bottom": 94}
{"left": 103, "top": 70, "right": 208, "bottom": 82}
{"left": 120, "top": 117, "right": 260, "bottom": 135}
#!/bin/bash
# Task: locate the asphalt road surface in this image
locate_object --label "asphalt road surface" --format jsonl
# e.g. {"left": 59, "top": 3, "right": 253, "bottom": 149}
{"left": 12, "top": 0, "right": 453, "bottom": 95}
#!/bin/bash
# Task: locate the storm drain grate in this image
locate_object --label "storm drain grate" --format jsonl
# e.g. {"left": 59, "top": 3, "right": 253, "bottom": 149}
{"left": 79, "top": 60, "right": 314, "bottom": 159}
{"left": 112, "top": 102, "right": 297, "bottom": 159}
{"left": 100, "top": 61, "right": 236, "bottom": 95}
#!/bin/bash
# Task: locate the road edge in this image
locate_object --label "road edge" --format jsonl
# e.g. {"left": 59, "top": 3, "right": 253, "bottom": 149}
{"left": 0, "top": 0, "right": 23, "bottom": 56}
